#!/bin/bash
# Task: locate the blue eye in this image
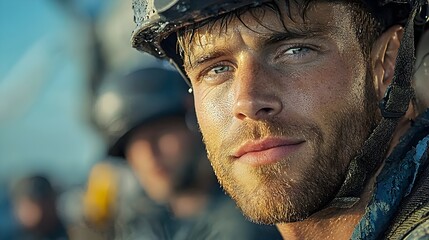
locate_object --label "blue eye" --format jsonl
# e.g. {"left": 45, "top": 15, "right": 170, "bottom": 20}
{"left": 199, "top": 63, "right": 234, "bottom": 85}
{"left": 284, "top": 47, "right": 310, "bottom": 55}
{"left": 274, "top": 45, "right": 317, "bottom": 63}
{"left": 212, "top": 65, "right": 232, "bottom": 74}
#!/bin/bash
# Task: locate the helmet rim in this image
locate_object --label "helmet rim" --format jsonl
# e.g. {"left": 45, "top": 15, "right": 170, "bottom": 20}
{"left": 131, "top": 0, "right": 268, "bottom": 58}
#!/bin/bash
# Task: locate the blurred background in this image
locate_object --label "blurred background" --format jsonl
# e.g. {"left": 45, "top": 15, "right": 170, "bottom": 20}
{"left": 0, "top": 0, "right": 162, "bottom": 238}
{"left": 0, "top": 0, "right": 161, "bottom": 186}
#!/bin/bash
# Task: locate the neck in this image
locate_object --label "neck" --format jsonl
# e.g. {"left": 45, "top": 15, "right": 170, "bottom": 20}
{"left": 276, "top": 182, "right": 373, "bottom": 240}
{"left": 276, "top": 113, "right": 416, "bottom": 239}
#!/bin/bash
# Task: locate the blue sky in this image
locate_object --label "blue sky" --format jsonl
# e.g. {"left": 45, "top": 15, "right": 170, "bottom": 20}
{"left": 0, "top": 0, "right": 109, "bottom": 187}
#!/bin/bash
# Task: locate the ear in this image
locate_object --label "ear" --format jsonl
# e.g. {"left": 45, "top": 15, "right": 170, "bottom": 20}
{"left": 371, "top": 25, "right": 404, "bottom": 100}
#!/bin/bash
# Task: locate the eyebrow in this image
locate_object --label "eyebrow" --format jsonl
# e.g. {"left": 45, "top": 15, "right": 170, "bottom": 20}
{"left": 186, "top": 51, "right": 227, "bottom": 70}
{"left": 263, "top": 25, "right": 332, "bottom": 45}
{"left": 184, "top": 24, "right": 334, "bottom": 71}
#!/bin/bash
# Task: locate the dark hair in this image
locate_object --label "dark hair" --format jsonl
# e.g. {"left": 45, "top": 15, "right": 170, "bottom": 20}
{"left": 177, "top": 0, "right": 383, "bottom": 65}
{"left": 12, "top": 175, "right": 56, "bottom": 202}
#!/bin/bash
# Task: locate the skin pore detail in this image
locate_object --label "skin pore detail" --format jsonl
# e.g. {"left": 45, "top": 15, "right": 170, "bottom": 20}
{"left": 130, "top": 0, "right": 429, "bottom": 237}
{"left": 181, "top": 0, "right": 375, "bottom": 230}
{"left": 179, "top": 2, "right": 383, "bottom": 239}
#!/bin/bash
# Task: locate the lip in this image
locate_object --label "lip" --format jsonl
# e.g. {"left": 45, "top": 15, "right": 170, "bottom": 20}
{"left": 232, "top": 137, "right": 305, "bottom": 166}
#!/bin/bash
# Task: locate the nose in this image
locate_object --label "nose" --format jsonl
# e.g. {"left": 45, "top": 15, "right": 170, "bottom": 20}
{"left": 232, "top": 58, "right": 282, "bottom": 121}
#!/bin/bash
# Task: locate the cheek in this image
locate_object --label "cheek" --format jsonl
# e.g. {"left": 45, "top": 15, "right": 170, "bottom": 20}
{"left": 127, "top": 142, "right": 152, "bottom": 174}
{"left": 159, "top": 132, "right": 194, "bottom": 167}
{"left": 159, "top": 133, "right": 182, "bottom": 159}
{"left": 194, "top": 87, "right": 233, "bottom": 143}
{"left": 296, "top": 58, "right": 366, "bottom": 114}
{"left": 15, "top": 201, "right": 42, "bottom": 228}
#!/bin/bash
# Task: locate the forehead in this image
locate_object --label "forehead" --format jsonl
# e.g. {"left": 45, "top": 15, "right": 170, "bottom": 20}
{"left": 182, "top": 1, "right": 352, "bottom": 55}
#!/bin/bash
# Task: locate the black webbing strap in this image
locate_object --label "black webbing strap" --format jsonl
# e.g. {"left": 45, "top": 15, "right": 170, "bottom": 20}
{"left": 334, "top": 1, "right": 421, "bottom": 201}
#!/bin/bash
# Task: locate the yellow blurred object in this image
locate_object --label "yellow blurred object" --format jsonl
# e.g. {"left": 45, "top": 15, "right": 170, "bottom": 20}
{"left": 83, "top": 162, "right": 119, "bottom": 228}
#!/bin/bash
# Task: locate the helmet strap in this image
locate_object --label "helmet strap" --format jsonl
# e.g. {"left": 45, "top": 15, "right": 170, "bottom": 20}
{"left": 331, "top": 1, "right": 422, "bottom": 208}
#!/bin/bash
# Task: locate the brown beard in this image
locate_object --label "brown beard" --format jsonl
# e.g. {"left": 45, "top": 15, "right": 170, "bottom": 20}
{"left": 201, "top": 74, "right": 379, "bottom": 224}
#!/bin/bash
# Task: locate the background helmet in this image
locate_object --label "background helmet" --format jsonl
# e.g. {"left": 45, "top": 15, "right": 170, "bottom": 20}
{"left": 12, "top": 175, "right": 56, "bottom": 202}
{"left": 92, "top": 67, "right": 191, "bottom": 157}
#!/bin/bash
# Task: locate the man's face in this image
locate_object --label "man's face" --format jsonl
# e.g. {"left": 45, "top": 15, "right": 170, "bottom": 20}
{"left": 125, "top": 116, "right": 203, "bottom": 203}
{"left": 182, "top": 2, "right": 378, "bottom": 223}
{"left": 14, "top": 197, "right": 42, "bottom": 229}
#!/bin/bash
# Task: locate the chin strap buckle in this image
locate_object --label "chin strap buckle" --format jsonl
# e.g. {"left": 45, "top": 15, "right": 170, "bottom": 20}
{"left": 379, "top": 84, "right": 413, "bottom": 119}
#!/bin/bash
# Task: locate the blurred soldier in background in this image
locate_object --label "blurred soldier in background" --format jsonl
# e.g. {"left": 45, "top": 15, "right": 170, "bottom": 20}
{"left": 11, "top": 175, "right": 69, "bottom": 240}
{"left": 81, "top": 162, "right": 119, "bottom": 238}
{"left": 91, "top": 66, "right": 282, "bottom": 239}
{"left": 0, "top": 185, "right": 21, "bottom": 239}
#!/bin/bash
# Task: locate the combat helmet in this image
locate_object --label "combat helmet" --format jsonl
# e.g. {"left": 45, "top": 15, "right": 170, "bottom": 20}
{"left": 92, "top": 67, "right": 190, "bottom": 157}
